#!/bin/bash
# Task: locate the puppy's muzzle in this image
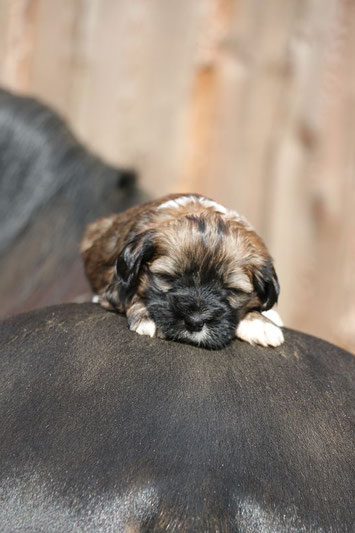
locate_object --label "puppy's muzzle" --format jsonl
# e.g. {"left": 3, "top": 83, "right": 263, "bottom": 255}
{"left": 184, "top": 314, "right": 205, "bottom": 332}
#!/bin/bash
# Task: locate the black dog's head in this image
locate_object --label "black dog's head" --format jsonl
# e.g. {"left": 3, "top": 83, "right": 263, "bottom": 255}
{"left": 115, "top": 213, "right": 279, "bottom": 349}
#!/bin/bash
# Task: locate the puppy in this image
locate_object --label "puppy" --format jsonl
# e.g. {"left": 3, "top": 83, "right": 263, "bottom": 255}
{"left": 81, "top": 194, "right": 284, "bottom": 349}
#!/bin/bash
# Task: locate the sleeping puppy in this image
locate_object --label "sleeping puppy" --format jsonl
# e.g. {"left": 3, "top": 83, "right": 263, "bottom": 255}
{"left": 81, "top": 194, "right": 284, "bottom": 349}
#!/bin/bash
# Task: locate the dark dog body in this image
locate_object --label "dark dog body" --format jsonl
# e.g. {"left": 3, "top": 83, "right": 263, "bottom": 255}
{"left": 0, "top": 303, "right": 353, "bottom": 531}
{"left": 0, "top": 88, "right": 137, "bottom": 317}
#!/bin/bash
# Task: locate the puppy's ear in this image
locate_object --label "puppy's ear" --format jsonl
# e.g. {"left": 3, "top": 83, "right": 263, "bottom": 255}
{"left": 115, "top": 231, "right": 156, "bottom": 292}
{"left": 253, "top": 260, "right": 280, "bottom": 311}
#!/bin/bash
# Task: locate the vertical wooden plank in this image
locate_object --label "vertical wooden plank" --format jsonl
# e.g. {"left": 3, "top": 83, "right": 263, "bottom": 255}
{"left": 68, "top": 0, "right": 205, "bottom": 195}
{"left": 0, "top": 0, "right": 354, "bottom": 351}
{"left": 254, "top": 0, "right": 340, "bottom": 336}
{"left": 0, "top": 0, "right": 39, "bottom": 91}
{"left": 0, "top": 1, "right": 11, "bottom": 80}
{"left": 178, "top": 0, "right": 232, "bottom": 195}
{"left": 217, "top": 0, "right": 299, "bottom": 228}
{"left": 175, "top": 0, "right": 308, "bottom": 256}
{"left": 303, "top": 0, "right": 355, "bottom": 351}
{"left": 28, "top": 0, "right": 81, "bottom": 116}
{"left": 69, "top": 0, "right": 101, "bottom": 140}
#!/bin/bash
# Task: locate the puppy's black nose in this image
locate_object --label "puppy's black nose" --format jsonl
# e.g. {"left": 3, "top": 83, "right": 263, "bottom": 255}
{"left": 185, "top": 315, "right": 204, "bottom": 332}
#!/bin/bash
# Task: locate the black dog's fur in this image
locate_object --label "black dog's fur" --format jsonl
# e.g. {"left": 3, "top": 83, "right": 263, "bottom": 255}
{"left": 0, "top": 303, "right": 353, "bottom": 531}
{"left": 0, "top": 88, "right": 138, "bottom": 317}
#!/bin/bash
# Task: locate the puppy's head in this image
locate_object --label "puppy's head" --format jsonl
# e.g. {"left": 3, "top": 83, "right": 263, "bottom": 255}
{"left": 115, "top": 214, "right": 279, "bottom": 349}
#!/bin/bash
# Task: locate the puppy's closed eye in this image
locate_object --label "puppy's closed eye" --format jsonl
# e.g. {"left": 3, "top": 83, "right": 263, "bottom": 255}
{"left": 228, "top": 287, "right": 247, "bottom": 296}
{"left": 151, "top": 272, "right": 174, "bottom": 292}
{"left": 227, "top": 287, "right": 252, "bottom": 308}
{"left": 153, "top": 272, "right": 174, "bottom": 283}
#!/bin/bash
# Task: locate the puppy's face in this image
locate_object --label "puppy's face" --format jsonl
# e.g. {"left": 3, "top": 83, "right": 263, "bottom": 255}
{"left": 145, "top": 268, "right": 238, "bottom": 349}
{"left": 116, "top": 214, "right": 279, "bottom": 349}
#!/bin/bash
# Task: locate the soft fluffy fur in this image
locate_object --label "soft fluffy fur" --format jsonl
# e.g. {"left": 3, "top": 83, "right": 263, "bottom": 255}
{"left": 81, "top": 194, "right": 283, "bottom": 349}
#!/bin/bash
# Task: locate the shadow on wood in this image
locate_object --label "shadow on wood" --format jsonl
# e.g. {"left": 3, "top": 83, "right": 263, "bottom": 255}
{"left": 0, "top": 303, "right": 354, "bottom": 531}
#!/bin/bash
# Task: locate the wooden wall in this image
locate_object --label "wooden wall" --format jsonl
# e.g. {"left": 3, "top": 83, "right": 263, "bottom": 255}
{"left": 1, "top": 0, "right": 354, "bottom": 353}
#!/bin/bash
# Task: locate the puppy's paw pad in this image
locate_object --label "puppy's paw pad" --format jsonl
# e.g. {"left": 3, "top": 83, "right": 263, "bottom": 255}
{"left": 131, "top": 319, "right": 157, "bottom": 338}
{"left": 236, "top": 318, "right": 284, "bottom": 347}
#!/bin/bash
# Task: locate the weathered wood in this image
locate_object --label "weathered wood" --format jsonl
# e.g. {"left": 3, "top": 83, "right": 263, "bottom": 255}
{"left": 0, "top": 0, "right": 39, "bottom": 91}
{"left": 0, "top": 0, "right": 354, "bottom": 352}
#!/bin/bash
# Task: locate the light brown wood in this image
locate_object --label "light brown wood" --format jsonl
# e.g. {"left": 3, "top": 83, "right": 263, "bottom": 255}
{"left": 0, "top": 0, "right": 354, "bottom": 352}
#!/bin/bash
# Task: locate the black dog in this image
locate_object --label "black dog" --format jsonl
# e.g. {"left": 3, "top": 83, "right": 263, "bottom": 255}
{"left": 0, "top": 88, "right": 138, "bottom": 317}
{"left": 0, "top": 303, "right": 353, "bottom": 531}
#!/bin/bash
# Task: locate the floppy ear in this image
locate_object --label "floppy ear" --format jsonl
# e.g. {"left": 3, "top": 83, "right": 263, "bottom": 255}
{"left": 253, "top": 260, "right": 280, "bottom": 311}
{"left": 115, "top": 231, "right": 156, "bottom": 293}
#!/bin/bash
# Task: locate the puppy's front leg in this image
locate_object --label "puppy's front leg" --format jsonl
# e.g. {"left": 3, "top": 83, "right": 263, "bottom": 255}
{"left": 236, "top": 310, "right": 284, "bottom": 347}
{"left": 127, "top": 298, "right": 157, "bottom": 338}
{"left": 92, "top": 280, "right": 125, "bottom": 312}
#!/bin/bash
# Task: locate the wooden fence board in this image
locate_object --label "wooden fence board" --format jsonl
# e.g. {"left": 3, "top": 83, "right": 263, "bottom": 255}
{"left": 0, "top": 0, "right": 354, "bottom": 352}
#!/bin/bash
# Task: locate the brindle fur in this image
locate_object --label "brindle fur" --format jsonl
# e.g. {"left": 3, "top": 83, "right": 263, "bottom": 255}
{"left": 81, "top": 194, "right": 280, "bottom": 348}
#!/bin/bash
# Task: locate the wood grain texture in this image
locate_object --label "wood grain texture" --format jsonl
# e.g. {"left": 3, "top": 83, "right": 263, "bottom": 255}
{"left": 0, "top": 0, "right": 354, "bottom": 352}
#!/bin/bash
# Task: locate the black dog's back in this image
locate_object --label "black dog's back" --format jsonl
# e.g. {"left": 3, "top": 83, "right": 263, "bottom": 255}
{"left": 0, "top": 303, "right": 353, "bottom": 531}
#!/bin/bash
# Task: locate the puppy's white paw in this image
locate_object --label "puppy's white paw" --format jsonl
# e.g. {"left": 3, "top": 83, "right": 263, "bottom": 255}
{"left": 91, "top": 295, "right": 100, "bottom": 304}
{"left": 236, "top": 314, "right": 284, "bottom": 347}
{"left": 131, "top": 319, "right": 157, "bottom": 338}
{"left": 262, "top": 309, "right": 283, "bottom": 327}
